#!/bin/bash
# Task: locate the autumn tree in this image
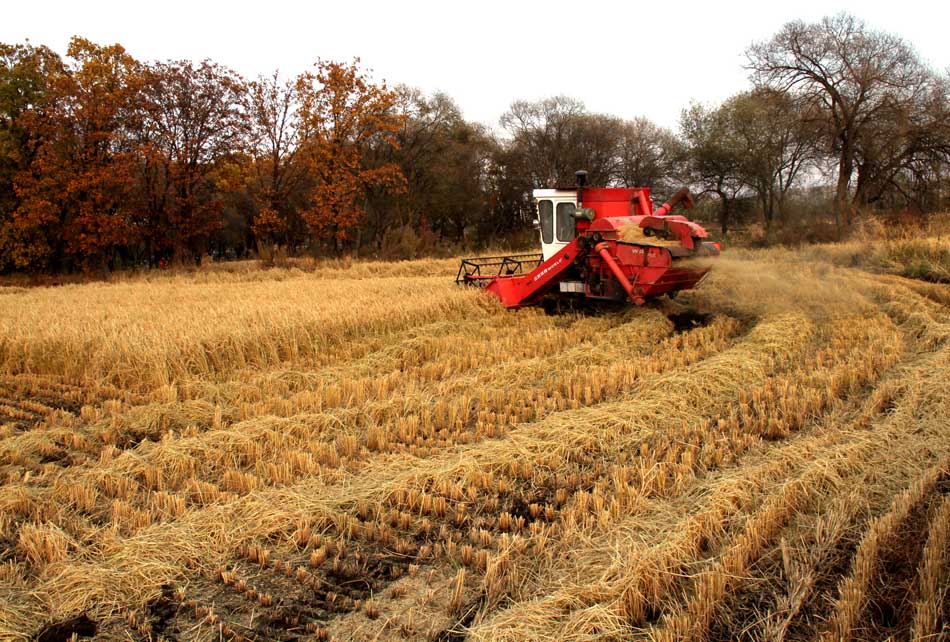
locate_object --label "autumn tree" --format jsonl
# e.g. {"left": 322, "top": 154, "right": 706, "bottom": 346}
{"left": 495, "top": 97, "right": 615, "bottom": 244}
{"left": 8, "top": 38, "right": 143, "bottom": 271}
{"left": 498, "top": 97, "right": 684, "bottom": 191}
{"left": 747, "top": 13, "right": 933, "bottom": 225}
{"left": 680, "top": 102, "right": 747, "bottom": 235}
{"left": 615, "top": 117, "right": 685, "bottom": 192}
{"left": 244, "top": 71, "right": 308, "bottom": 249}
{"left": 360, "top": 88, "right": 497, "bottom": 248}
{"left": 850, "top": 73, "right": 950, "bottom": 211}
{"left": 495, "top": 96, "right": 689, "bottom": 240}
{"left": 297, "top": 59, "right": 405, "bottom": 250}
{"left": 0, "top": 42, "right": 64, "bottom": 269}
{"left": 138, "top": 59, "right": 246, "bottom": 263}
{"left": 727, "top": 89, "right": 818, "bottom": 232}
{"left": 484, "top": 142, "right": 536, "bottom": 240}
{"left": 500, "top": 96, "right": 620, "bottom": 187}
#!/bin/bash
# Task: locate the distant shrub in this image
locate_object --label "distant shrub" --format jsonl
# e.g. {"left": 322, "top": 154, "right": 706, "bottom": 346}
{"left": 379, "top": 224, "right": 424, "bottom": 260}
{"left": 256, "top": 241, "right": 290, "bottom": 268}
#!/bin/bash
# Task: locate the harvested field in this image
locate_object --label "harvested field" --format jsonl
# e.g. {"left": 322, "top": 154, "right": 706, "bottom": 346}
{"left": 1, "top": 241, "right": 950, "bottom": 642}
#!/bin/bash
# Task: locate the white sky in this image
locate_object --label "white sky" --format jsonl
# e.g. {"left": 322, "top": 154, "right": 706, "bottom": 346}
{"left": 4, "top": 0, "right": 948, "bottom": 132}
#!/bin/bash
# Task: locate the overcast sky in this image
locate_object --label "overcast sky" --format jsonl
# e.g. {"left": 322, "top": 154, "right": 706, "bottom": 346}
{"left": 4, "top": 0, "right": 948, "bottom": 132}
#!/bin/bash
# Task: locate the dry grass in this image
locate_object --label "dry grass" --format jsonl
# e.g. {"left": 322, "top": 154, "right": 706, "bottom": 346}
{"left": 820, "top": 456, "right": 950, "bottom": 642}
{"left": 912, "top": 494, "right": 950, "bottom": 640}
{"left": 1, "top": 238, "right": 949, "bottom": 641}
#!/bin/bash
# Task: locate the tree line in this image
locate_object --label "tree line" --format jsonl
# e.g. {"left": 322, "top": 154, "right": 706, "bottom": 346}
{"left": 1, "top": 13, "right": 949, "bottom": 272}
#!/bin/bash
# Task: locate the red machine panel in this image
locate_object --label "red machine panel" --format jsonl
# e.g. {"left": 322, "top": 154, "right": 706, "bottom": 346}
{"left": 457, "top": 182, "right": 718, "bottom": 309}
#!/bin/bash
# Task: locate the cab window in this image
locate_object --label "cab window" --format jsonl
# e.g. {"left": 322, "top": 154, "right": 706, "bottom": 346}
{"left": 538, "top": 200, "right": 554, "bottom": 244}
{"left": 556, "top": 202, "right": 576, "bottom": 242}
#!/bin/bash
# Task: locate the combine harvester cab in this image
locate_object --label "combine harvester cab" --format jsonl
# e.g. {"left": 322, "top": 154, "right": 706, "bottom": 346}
{"left": 457, "top": 171, "right": 720, "bottom": 309}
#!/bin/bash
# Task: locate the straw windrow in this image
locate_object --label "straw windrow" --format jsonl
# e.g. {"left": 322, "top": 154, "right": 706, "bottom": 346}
{"left": 1, "top": 243, "right": 949, "bottom": 640}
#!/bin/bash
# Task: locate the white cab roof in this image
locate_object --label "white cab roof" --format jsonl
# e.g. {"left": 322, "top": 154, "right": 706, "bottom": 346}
{"left": 532, "top": 189, "right": 577, "bottom": 200}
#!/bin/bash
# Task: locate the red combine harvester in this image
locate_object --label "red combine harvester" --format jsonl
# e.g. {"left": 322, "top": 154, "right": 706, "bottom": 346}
{"left": 457, "top": 171, "right": 720, "bottom": 309}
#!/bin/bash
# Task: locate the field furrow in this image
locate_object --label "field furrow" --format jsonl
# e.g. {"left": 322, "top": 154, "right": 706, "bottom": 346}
{"left": 1, "top": 248, "right": 948, "bottom": 641}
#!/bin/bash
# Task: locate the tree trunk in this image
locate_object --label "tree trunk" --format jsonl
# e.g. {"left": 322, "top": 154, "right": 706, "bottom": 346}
{"left": 835, "top": 142, "right": 854, "bottom": 230}
{"left": 716, "top": 188, "right": 731, "bottom": 236}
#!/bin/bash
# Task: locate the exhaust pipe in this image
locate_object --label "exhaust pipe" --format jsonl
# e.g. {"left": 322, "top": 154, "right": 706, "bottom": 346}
{"left": 575, "top": 170, "right": 588, "bottom": 208}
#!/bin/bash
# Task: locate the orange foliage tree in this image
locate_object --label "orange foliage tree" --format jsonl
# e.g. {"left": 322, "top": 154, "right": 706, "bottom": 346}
{"left": 9, "top": 38, "right": 142, "bottom": 270}
{"left": 0, "top": 43, "right": 65, "bottom": 270}
{"left": 297, "top": 59, "right": 405, "bottom": 249}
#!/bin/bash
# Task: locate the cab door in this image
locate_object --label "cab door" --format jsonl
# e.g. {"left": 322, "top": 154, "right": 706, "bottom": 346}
{"left": 537, "top": 199, "right": 577, "bottom": 260}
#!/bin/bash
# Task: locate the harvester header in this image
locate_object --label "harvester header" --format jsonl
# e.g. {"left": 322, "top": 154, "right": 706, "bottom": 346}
{"left": 458, "top": 172, "right": 719, "bottom": 309}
